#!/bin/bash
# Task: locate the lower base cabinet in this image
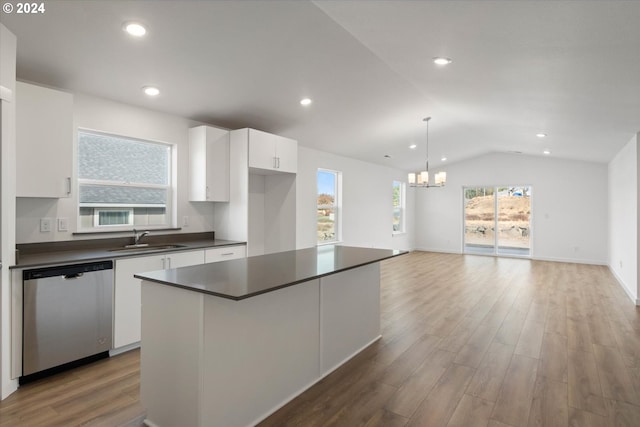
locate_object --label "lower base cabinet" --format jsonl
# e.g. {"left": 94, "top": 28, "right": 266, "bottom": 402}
{"left": 205, "top": 246, "right": 246, "bottom": 263}
{"left": 114, "top": 250, "right": 204, "bottom": 348}
{"left": 114, "top": 246, "right": 245, "bottom": 350}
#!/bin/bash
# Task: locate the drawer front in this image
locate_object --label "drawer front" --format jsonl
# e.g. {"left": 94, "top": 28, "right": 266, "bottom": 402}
{"left": 205, "top": 246, "right": 246, "bottom": 263}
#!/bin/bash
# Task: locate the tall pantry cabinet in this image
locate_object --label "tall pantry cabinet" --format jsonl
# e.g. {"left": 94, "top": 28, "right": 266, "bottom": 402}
{"left": 213, "top": 128, "right": 296, "bottom": 257}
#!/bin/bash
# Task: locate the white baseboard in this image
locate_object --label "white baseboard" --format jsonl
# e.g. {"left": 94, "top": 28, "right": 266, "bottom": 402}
{"left": 412, "top": 247, "right": 608, "bottom": 266}
{"left": 608, "top": 265, "right": 639, "bottom": 305}
{"left": 531, "top": 255, "right": 607, "bottom": 266}
{"left": 412, "top": 246, "right": 461, "bottom": 254}
{"left": 109, "top": 341, "right": 140, "bottom": 356}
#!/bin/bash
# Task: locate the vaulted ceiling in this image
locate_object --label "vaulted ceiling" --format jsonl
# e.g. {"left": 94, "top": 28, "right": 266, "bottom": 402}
{"left": 3, "top": 0, "right": 640, "bottom": 171}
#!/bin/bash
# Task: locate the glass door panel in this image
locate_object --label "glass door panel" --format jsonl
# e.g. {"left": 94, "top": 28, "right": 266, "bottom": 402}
{"left": 497, "top": 187, "right": 531, "bottom": 256}
{"left": 464, "top": 187, "right": 496, "bottom": 254}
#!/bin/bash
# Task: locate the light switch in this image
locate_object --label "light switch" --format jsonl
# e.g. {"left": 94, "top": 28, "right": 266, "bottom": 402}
{"left": 58, "top": 217, "right": 69, "bottom": 232}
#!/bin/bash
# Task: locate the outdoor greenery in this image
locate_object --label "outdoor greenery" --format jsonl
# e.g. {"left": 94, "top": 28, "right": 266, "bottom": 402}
{"left": 317, "top": 193, "right": 336, "bottom": 241}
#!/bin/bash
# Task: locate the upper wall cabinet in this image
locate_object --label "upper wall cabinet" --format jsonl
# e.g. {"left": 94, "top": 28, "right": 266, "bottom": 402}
{"left": 16, "top": 81, "right": 73, "bottom": 198}
{"left": 248, "top": 128, "right": 297, "bottom": 174}
{"left": 189, "top": 125, "right": 230, "bottom": 202}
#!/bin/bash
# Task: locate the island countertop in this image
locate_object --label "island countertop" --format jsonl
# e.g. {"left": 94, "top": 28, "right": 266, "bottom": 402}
{"left": 135, "top": 245, "right": 407, "bottom": 300}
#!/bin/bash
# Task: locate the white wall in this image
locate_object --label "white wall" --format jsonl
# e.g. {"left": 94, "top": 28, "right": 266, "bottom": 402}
{"left": 15, "top": 91, "right": 217, "bottom": 243}
{"left": 296, "top": 146, "right": 414, "bottom": 251}
{"left": 415, "top": 152, "right": 608, "bottom": 264}
{"left": 16, "top": 88, "right": 414, "bottom": 254}
{"left": 1, "top": 23, "right": 18, "bottom": 399}
{"left": 608, "top": 134, "right": 638, "bottom": 303}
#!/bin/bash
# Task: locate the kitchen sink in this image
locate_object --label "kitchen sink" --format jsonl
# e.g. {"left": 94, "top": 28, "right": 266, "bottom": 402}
{"left": 108, "top": 244, "right": 187, "bottom": 252}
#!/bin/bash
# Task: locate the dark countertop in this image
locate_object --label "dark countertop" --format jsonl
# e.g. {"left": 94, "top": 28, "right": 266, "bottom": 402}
{"left": 12, "top": 232, "right": 245, "bottom": 269}
{"left": 135, "top": 245, "right": 408, "bottom": 301}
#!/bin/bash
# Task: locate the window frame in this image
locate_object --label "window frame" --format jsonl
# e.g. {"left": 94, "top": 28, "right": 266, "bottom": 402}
{"left": 77, "top": 128, "right": 176, "bottom": 232}
{"left": 317, "top": 168, "right": 342, "bottom": 245}
{"left": 392, "top": 180, "right": 406, "bottom": 235}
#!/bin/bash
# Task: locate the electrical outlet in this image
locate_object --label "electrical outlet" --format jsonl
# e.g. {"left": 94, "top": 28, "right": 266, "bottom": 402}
{"left": 40, "top": 218, "right": 52, "bottom": 232}
{"left": 57, "top": 217, "right": 69, "bottom": 232}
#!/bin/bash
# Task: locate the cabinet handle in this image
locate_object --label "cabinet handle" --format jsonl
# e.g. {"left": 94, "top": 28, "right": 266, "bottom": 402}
{"left": 277, "top": 157, "right": 280, "bottom": 169}
{"left": 66, "top": 177, "right": 71, "bottom": 195}
{"left": 221, "top": 252, "right": 234, "bottom": 256}
{"left": 273, "top": 157, "right": 277, "bottom": 169}
{"left": 206, "top": 185, "right": 210, "bottom": 200}
{"left": 161, "top": 258, "right": 166, "bottom": 269}
{"left": 167, "top": 257, "right": 171, "bottom": 269}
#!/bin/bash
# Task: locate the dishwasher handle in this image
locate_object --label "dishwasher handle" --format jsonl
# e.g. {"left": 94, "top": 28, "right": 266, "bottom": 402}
{"left": 63, "top": 272, "right": 84, "bottom": 280}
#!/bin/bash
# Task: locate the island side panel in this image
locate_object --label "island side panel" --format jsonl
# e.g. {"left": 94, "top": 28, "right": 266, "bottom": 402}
{"left": 141, "top": 281, "right": 204, "bottom": 427}
{"left": 201, "top": 279, "right": 320, "bottom": 427}
{"left": 320, "top": 263, "right": 381, "bottom": 375}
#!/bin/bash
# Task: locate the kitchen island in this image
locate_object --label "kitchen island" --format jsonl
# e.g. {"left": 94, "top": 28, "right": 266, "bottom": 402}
{"left": 135, "top": 245, "right": 406, "bottom": 427}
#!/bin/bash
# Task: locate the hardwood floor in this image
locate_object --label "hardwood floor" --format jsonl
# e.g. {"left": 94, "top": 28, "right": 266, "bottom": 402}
{"left": 0, "top": 349, "right": 144, "bottom": 427}
{"left": 2, "top": 251, "right": 640, "bottom": 427}
{"left": 259, "top": 252, "right": 640, "bottom": 427}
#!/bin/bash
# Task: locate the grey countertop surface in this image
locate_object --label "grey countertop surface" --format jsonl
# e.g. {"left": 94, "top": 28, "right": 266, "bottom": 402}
{"left": 13, "top": 235, "right": 245, "bottom": 269}
{"left": 135, "top": 245, "right": 408, "bottom": 301}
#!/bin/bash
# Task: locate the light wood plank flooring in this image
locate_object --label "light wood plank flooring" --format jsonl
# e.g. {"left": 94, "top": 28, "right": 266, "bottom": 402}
{"left": 2, "top": 251, "right": 640, "bottom": 427}
{"left": 0, "top": 349, "right": 144, "bottom": 427}
{"left": 259, "top": 252, "right": 640, "bottom": 427}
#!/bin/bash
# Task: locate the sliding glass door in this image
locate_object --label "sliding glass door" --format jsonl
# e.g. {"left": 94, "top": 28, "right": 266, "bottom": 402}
{"left": 464, "top": 187, "right": 495, "bottom": 253}
{"left": 464, "top": 186, "right": 531, "bottom": 257}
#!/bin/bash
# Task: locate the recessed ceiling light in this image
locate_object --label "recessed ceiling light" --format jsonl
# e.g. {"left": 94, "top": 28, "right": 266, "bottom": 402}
{"left": 124, "top": 22, "right": 147, "bottom": 37}
{"left": 543, "top": 149, "right": 551, "bottom": 155}
{"left": 536, "top": 133, "right": 547, "bottom": 138}
{"left": 409, "top": 144, "right": 417, "bottom": 149}
{"left": 300, "top": 98, "right": 312, "bottom": 106}
{"left": 433, "top": 57, "right": 453, "bottom": 66}
{"left": 441, "top": 156, "right": 447, "bottom": 162}
{"left": 142, "top": 86, "right": 160, "bottom": 96}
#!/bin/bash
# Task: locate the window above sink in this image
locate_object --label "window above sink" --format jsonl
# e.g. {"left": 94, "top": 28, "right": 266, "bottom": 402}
{"left": 77, "top": 129, "right": 176, "bottom": 232}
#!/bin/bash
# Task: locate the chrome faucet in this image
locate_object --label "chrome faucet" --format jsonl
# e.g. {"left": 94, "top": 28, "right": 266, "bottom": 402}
{"left": 133, "top": 229, "right": 150, "bottom": 245}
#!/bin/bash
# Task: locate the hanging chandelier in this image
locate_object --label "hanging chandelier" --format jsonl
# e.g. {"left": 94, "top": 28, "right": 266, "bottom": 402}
{"left": 408, "top": 117, "right": 446, "bottom": 187}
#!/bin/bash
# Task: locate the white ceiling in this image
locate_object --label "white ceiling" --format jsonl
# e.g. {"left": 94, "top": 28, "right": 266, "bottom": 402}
{"left": 2, "top": 0, "right": 640, "bottom": 172}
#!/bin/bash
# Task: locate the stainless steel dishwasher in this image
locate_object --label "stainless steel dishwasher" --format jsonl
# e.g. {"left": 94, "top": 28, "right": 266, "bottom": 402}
{"left": 22, "top": 260, "right": 113, "bottom": 382}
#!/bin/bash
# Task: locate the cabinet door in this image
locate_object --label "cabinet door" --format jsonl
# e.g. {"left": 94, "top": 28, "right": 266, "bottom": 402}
{"left": 275, "top": 136, "right": 298, "bottom": 174}
{"left": 205, "top": 245, "right": 246, "bottom": 263}
{"left": 16, "top": 82, "right": 73, "bottom": 198}
{"left": 189, "top": 126, "right": 230, "bottom": 202}
{"left": 114, "top": 250, "right": 206, "bottom": 349}
{"left": 114, "top": 254, "right": 165, "bottom": 348}
{"left": 164, "top": 250, "right": 205, "bottom": 269}
{"left": 248, "top": 129, "right": 277, "bottom": 170}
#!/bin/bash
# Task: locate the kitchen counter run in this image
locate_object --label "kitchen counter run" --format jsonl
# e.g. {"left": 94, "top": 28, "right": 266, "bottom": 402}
{"left": 13, "top": 234, "right": 245, "bottom": 268}
{"left": 135, "top": 245, "right": 407, "bottom": 300}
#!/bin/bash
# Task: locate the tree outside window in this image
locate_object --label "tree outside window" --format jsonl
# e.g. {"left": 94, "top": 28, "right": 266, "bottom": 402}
{"left": 317, "top": 169, "right": 340, "bottom": 243}
{"left": 393, "top": 181, "right": 405, "bottom": 233}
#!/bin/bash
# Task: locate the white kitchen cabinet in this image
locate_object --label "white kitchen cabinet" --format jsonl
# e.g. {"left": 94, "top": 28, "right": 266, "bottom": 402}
{"left": 204, "top": 245, "right": 246, "bottom": 263}
{"left": 16, "top": 81, "right": 73, "bottom": 198}
{"left": 114, "top": 249, "right": 204, "bottom": 349}
{"left": 189, "top": 125, "right": 230, "bottom": 202}
{"left": 215, "top": 129, "right": 296, "bottom": 257}
{"left": 248, "top": 128, "right": 297, "bottom": 174}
